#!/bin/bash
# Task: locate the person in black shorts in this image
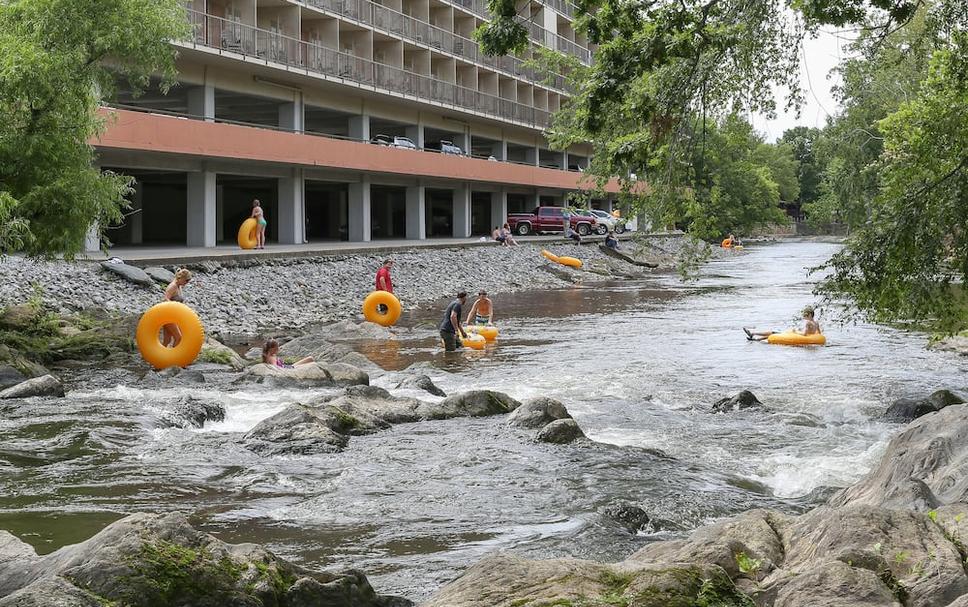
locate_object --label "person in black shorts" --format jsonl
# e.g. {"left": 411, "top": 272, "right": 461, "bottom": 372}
{"left": 439, "top": 292, "right": 469, "bottom": 351}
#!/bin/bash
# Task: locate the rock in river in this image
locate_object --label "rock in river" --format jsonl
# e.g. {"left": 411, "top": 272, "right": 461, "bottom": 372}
{"left": 0, "top": 512, "right": 409, "bottom": 606}
{"left": 507, "top": 396, "right": 572, "bottom": 429}
{"left": 712, "top": 390, "right": 765, "bottom": 413}
{"left": 536, "top": 418, "right": 586, "bottom": 444}
{"left": 415, "top": 389, "right": 520, "bottom": 420}
{"left": 0, "top": 375, "right": 65, "bottom": 399}
{"left": 394, "top": 374, "right": 446, "bottom": 397}
{"left": 880, "top": 388, "right": 965, "bottom": 423}
{"left": 242, "top": 362, "right": 369, "bottom": 387}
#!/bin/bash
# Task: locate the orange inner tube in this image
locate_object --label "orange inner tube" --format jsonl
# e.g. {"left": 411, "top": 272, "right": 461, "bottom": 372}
{"left": 466, "top": 325, "right": 499, "bottom": 341}
{"left": 722, "top": 238, "right": 733, "bottom": 249}
{"left": 462, "top": 333, "right": 486, "bottom": 350}
{"left": 362, "top": 291, "right": 402, "bottom": 327}
{"left": 238, "top": 218, "right": 259, "bottom": 249}
{"left": 135, "top": 301, "right": 206, "bottom": 369}
{"left": 541, "top": 249, "right": 560, "bottom": 263}
{"left": 558, "top": 256, "right": 583, "bottom": 268}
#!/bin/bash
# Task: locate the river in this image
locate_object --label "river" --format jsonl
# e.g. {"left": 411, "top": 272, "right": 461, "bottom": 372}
{"left": 1, "top": 241, "right": 965, "bottom": 601}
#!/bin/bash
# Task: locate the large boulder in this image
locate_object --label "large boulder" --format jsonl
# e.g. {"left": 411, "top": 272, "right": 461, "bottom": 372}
{"left": 159, "top": 397, "right": 226, "bottom": 429}
{"left": 394, "top": 374, "right": 446, "bottom": 397}
{"left": 143, "top": 266, "right": 175, "bottom": 285}
{"left": 712, "top": 390, "right": 765, "bottom": 413}
{"left": 0, "top": 375, "right": 64, "bottom": 399}
{"left": 507, "top": 397, "right": 572, "bottom": 429}
{"left": 880, "top": 389, "right": 966, "bottom": 423}
{"left": 0, "top": 513, "right": 409, "bottom": 607}
{"left": 99, "top": 261, "right": 154, "bottom": 287}
{"left": 830, "top": 404, "right": 968, "bottom": 510}
{"left": 929, "top": 334, "right": 968, "bottom": 357}
{"left": 0, "top": 576, "right": 104, "bottom": 607}
{"left": 416, "top": 390, "right": 520, "bottom": 420}
{"left": 242, "top": 362, "right": 368, "bottom": 387}
{"left": 772, "top": 560, "right": 901, "bottom": 607}
{"left": 0, "top": 366, "right": 25, "bottom": 391}
{"left": 536, "top": 418, "right": 586, "bottom": 444}
{"left": 196, "top": 337, "right": 247, "bottom": 371}
{"left": 244, "top": 404, "right": 351, "bottom": 456}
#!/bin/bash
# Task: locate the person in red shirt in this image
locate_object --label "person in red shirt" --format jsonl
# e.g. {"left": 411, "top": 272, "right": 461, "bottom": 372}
{"left": 375, "top": 259, "right": 393, "bottom": 293}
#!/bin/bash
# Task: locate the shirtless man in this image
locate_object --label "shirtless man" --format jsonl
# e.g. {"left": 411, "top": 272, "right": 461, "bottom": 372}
{"left": 465, "top": 290, "right": 493, "bottom": 325}
{"left": 745, "top": 306, "right": 821, "bottom": 341}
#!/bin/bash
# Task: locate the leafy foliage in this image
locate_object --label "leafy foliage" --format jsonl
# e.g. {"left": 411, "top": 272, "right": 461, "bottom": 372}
{"left": 0, "top": 0, "right": 188, "bottom": 257}
{"left": 817, "top": 29, "right": 968, "bottom": 331}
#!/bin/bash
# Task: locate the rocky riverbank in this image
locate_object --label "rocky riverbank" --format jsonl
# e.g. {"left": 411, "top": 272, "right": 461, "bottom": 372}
{"left": 0, "top": 236, "right": 714, "bottom": 338}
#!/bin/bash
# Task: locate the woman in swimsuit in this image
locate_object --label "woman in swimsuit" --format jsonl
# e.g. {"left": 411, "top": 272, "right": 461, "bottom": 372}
{"left": 261, "top": 338, "right": 314, "bottom": 368}
{"left": 252, "top": 199, "right": 267, "bottom": 249}
{"left": 162, "top": 268, "right": 192, "bottom": 347}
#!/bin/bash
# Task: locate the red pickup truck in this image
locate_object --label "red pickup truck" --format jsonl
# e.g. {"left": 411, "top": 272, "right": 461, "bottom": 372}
{"left": 506, "top": 207, "right": 598, "bottom": 236}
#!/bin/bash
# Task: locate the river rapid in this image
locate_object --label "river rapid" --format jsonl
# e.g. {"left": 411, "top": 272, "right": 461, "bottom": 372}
{"left": 1, "top": 240, "right": 966, "bottom": 602}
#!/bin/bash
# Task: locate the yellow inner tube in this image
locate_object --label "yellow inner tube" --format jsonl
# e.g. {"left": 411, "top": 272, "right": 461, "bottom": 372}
{"left": 135, "top": 301, "right": 206, "bottom": 369}
{"left": 238, "top": 218, "right": 259, "bottom": 249}
{"left": 462, "top": 333, "right": 486, "bottom": 350}
{"left": 558, "top": 256, "right": 583, "bottom": 268}
{"left": 362, "top": 291, "right": 402, "bottom": 327}
{"left": 466, "top": 325, "right": 499, "bottom": 341}
{"left": 541, "top": 249, "right": 560, "bottom": 263}
{"left": 766, "top": 332, "right": 826, "bottom": 346}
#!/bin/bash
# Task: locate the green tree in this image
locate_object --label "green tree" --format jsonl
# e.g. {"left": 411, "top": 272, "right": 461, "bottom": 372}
{"left": 0, "top": 0, "right": 188, "bottom": 257}
{"left": 818, "top": 31, "right": 968, "bottom": 331}
{"left": 754, "top": 141, "right": 800, "bottom": 204}
{"left": 779, "top": 126, "right": 824, "bottom": 210}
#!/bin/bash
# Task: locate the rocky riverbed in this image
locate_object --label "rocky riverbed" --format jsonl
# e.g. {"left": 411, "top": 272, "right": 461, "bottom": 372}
{"left": 0, "top": 236, "right": 709, "bottom": 337}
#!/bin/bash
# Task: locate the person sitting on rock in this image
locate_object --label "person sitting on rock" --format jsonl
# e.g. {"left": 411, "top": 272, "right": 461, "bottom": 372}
{"left": 465, "top": 290, "right": 493, "bottom": 326}
{"left": 261, "top": 338, "right": 314, "bottom": 368}
{"left": 492, "top": 226, "right": 506, "bottom": 246}
{"left": 162, "top": 269, "right": 191, "bottom": 347}
{"left": 605, "top": 230, "right": 619, "bottom": 250}
{"left": 500, "top": 223, "right": 517, "bottom": 246}
{"left": 745, "top": 306, "right": 821, "bottom": 341}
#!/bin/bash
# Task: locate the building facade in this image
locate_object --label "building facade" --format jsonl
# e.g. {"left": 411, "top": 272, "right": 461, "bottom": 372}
{"left": 92, "top": 0, "right": 615, "bottom": 249}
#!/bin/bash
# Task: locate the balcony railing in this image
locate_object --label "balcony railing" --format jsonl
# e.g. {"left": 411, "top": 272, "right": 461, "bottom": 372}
{"left": 302, "top": 0, "right": 570, "bottom": 91}
{"left": 185, "top": 10, "right": 551, "bottom": 128}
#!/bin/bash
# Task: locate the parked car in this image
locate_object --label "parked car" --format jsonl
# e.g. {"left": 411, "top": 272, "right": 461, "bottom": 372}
{"left": 583, "top": 209, "right": 626, "bottom": 235}
{"left": 392, "top": 136, "right": 417, "bottom": 150}
{"left": 439, "top": 140, "right": 463, "bottom": 155}
{"left": 506, "top": 206, "right": 597, "bottom": 236}
{"left": 370, "top": 134, "right": 392, "bottom": 146}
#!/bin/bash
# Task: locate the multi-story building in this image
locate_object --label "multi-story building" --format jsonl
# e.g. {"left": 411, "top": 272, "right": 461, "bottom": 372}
{"left": 91, "top": 0, "right": 617, "bottom": 249}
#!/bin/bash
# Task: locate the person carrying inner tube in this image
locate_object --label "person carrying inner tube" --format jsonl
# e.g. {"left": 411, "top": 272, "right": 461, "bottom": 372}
{"left": 440, "top": 292, "right": 469, "bottom": 352}
{"left": 745, "top": 306, "right": 821, "bottom": 341}
{"left": 162, "top": 269, "right": 192, "bottom": 347}
{"left": 374, "top": 258, "right": 394, "bottom": 313}
{"left": 465, "top": 290, "right": 493, "bottom": 326}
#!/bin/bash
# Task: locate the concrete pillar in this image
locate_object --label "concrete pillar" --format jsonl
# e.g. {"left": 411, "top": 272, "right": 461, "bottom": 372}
{"left": 562, "top": 151, "right": 570, "bottom": 171}
{"left": 84, "top": 223, "right": 100, "bottom": 253}
{"left": 277, "top": 169, "right": 305, "bottom": 244}
{"left": 187, "top": 84, "right": 215, "bottom": 122}
{"left": 453, "top": 132, "right": 469, "bottom": 155}
{"left": 491, "top": 140, "right": 507, "bottom": 161}
{"left": 279, "top": 98, "right": 304, "bottom": 133}
{"left": 452, "top": 183, "right": 471, "bottom": 238}
{"left": 187, "top": 171, "right": 217, "bottom": 247}
{"left": 216, "top": 185, "right": 225, "bottom": 243}
{"left": 490, "top": 190, "right": 507, "bottom": 229}
{"left": 129, "top": 182, "right": 143, "bottom": 245}
{"left": 525, "top": 146, "right": 539, "bottom": 166}
{"left": 349, "top": 114, "right": 370, "bottom": 141}
{"left": 348, "top": 176, "right": 371, "bottom": 242}
{"left": 405, "top": 123, "right": 424, "bottom": 149}
{"left": 406, "top": 185, "right": 426, "bottom": 239}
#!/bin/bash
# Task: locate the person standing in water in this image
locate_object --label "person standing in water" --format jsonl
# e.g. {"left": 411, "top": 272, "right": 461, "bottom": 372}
{"left": 440, "top": 292, "right": 469, "bottom": 352}
{"left": 252, "top": 199, "right": 267, "bottom": 249}
{"left": 374, "top": 259, "right": 394, "bottom": 313}
{"left": 162, "top": 269, "right": 192, "bottom": 347}
{"left": 465, "top": 290, "right": 493, "bottom": 326}
{"left": 745, "top": 306, "right": 821, "bottom": 341}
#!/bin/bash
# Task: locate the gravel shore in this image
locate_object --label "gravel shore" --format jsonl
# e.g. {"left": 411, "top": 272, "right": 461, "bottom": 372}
{"left": 0, "top": 237, "right": 703, "bottom": 336}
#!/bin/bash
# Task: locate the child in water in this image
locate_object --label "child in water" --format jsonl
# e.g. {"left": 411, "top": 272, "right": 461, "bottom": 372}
{"left": 261, "top": 338, "right": 314, "bottom": 368}
{"left": 744, "top": 306, "right": 821, "bottom": 341}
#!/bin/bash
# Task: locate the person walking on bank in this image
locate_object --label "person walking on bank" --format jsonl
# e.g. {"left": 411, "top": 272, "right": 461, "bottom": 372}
{"left": 440, "top": 292, "right": 469, "bottom": 352}
{"left": 162, "top": 269, "right": 192, "bottom": 347}
{"left": 252, "top": 199, "right": 267, "bottom": 249}
{"left": 465, "top": 290, "right": 493, "bottom": 326}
